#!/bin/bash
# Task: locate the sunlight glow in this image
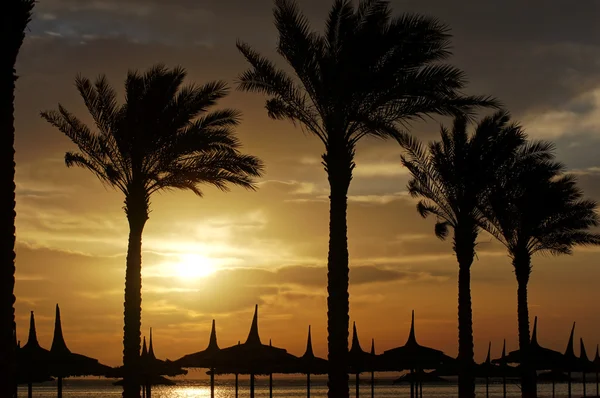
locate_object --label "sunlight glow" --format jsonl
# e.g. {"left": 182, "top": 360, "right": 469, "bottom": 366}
{"left": 172, "top": 253, "right": 218, "bottom": 280}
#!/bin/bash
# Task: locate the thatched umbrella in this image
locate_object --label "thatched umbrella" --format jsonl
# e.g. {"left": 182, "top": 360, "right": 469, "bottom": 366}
{"left": 174, "top": 319, "right": 220, "bottom": 398}
{"left": 495, "top": 317, "right": 565, "bottom": 397}
{"left": 579, "top": 338, "right": 594, "bottom": 398}
{"left": 17, "top": 311, "right": 52, "bottom": 398}
{"left": 108, "top": 329, "right": 187, "bottom": 398}
{"left": 495, "top": 339, "right": 520, "bottom": 398}
{"left": 49, "top": 304, "right": 111, "bottom": 398}
{"left": 478, "top": 342, "right": 494, "bottom": 398}
{"left": 562, "top": 322, "right": 579, "bottom": 398}
{"left": 210, "top": 305, "right": 299, "bottom": 398}
{"left": 143, "top": 328, "right": 187, "bottom": 397}
{"left": 295, "top": 326, "right": 326, "bottom": 398}
{"left": 348, "top": 322, "right": 375, "bottom": 398}
{"left": 498, "top": 317, "right": 565, "bottom": 369}
{"left": 380, "top": 311, "right": 454, "bottom": 398}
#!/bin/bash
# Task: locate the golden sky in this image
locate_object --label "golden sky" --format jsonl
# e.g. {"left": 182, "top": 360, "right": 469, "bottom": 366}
{"left": 12, "top": 0, "right": 600, "bottom": 366}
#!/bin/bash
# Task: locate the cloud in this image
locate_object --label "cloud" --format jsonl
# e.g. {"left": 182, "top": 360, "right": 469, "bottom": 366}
{"left": 353, "top": 162, "right": 409, "bottom": 178}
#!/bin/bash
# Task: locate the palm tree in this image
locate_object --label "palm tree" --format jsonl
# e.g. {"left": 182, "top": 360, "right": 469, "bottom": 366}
{"left": 1, "top": 1, "right": 35, "bottom": 396}
{"left": 236, "top": 1, "right": 496, "bottom": 396}
{"left": 41, "top": 65, "right": 264, "bottom": 398}
{"left": 400, "top": 111, "right": 529, "bottom": 398}
{"left": 480, "top": 144, "right": 600, "bottom": 398}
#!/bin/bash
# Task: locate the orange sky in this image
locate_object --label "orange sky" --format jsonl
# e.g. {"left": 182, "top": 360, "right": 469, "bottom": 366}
{"left": 12, "top": 0, "right": 600, "bottom": 366}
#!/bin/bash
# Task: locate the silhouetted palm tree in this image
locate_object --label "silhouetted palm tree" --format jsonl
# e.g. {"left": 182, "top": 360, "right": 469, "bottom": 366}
{"left": 236, "top": 1, "right": 495, "bottom": 396}
{"left": 400, "top": 111, "right": 528, "bottom": 398}
{"left": 480, "top": 144, "right": 600, "bottom": 398}
{"left": 41, "top": 65, "right": 263, "bottom": 398}
{"left": 1, "top": 1, "right": 35, "bottom": 396}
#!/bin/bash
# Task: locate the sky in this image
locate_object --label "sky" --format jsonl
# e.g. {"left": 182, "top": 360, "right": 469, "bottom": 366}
{"left": 12, "top": 0, "right": 600, "bottom": 367}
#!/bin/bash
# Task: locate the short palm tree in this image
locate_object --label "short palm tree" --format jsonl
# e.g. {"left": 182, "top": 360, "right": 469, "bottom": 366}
{"left": 480, "top": 145, "right": 600, "bottom": 398}
{"left": 236, "top": 0, "right": 496, "bottom": 396}
{"left": 400, "top": 111, "right": 529, "bottom": 398}
{"left": 41, "top": 65, "right": 263, "bottom": 398}
{"left": 1, "top": 1, "right": 35, "bottom": 396}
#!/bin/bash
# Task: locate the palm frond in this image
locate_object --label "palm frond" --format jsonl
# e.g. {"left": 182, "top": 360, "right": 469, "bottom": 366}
{"left": 44, "top": 64, "right": 264, "bottom": 207}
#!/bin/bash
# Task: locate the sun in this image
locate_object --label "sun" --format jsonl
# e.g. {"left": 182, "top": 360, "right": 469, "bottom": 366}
{"left": 172, "top": 253, "right": 217, "bottom": 280}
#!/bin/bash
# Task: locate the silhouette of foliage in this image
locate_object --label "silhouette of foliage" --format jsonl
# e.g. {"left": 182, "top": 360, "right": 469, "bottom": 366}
{"left": 400, "top": 111, "right": 529, "bottom": 398}
{"left": 479, "top": 141, "right": 600, "bottom": 397}
{"left": 41, "top": 65, "right": 263, "bottom": 398}
{"left": 1, "top": 1, "right": 35, "bottom": 396}
{"left": 236, "top": 1, "right": 496, "bottom": 396}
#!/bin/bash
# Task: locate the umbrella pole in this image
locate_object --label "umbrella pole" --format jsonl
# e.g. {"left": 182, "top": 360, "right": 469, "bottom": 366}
{"left": 269, "top": 373, "right": 273, "bottom": 398}
{"left": 307, "top": 373, "right": 310, "bottom": 398}
{"left": 486, "top": 375, "right": 489, "bottom": 398}
{"left": 58, "top": 376, "right": 63, "bottom": 398}
{"left": 371, "top": 370, "right": 374, "bottom": 398}
{"left": 410, "top": 369, "right": 414, "bottom": 398}
{"left": 583, "top": 371, "right": 587, "bottom": 397}
{"left": 568, "top": 371, "right": 572, "bottom": 398}
{"left": 210, "top": 367, "right": 215, "bottom": 398}
{"left": 596, "top": 371, "right": 599, "bottom": 397}
{"left": 250, "top": 373, "right": 255, "bottom": 398}
{"left": 503, "top": 373, "right": 507, "bottom": 398}
{"left": 147, "top": 383, "right": 152, "bottom": 398}
{"left": 27, "top": 382, "right": 32, "bottom": 398}
{"left": 552, "top": 378, "right": 555, "bottom": 398}
{"left": 419, "top": 377, "right": 423, "bottom": 398}
{"left": 356, "top": 372, "right": 359, "bottom": 398}
{"left": 142, "top": 383, "right": 145, "bottom": 398}
{"left": 235, "top": 373, "right": 239, "bottom": 398}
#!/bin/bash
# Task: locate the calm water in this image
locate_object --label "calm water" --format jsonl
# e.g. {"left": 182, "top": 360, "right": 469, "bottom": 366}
{"left": 17, "top": 377, "right": 600, "bottom": 398}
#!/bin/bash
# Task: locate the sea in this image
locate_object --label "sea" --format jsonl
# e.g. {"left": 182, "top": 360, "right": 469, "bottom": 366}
{"left": 16, "top": 376, "right": 600, "bottom": 398}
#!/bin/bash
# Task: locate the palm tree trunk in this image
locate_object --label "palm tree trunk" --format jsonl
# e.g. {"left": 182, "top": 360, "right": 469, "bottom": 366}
{"left": 324, "top": 148, "right": 351, "bottom": 398}
{"left": 3, "top": 1, "right": 35, "bottom": 392}
{"left": 454, "top": 227, "right": 476, "bottom": 398}
{"left": 514, "top": 254, "right": 536, "bottom": 398}
{"left": 122, "top": 200, "right": 148, "bottom": 398}
{"left": 0, "top": 41, "right": 19, "bottom": 398}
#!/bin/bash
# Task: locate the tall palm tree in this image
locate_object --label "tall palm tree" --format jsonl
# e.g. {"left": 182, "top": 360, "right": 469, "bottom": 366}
{"left": 400, "top": 111, "right": 529, "bottom": 398}
{"left": 1, "top": 1, "right": 35, "bottom": 396}
{"left": 236, "top": 1, "right": 496, "bottom": 396}
{"left": 41, "top": 65, "right": 264, "bottom": 398}
{"left": 480, "top": 145, "right": 600, "bottom": 398}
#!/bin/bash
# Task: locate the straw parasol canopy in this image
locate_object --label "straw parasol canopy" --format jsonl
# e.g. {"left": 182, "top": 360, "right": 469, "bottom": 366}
{"left": 296, "top": 326, "right": 327, "bottom": 375}
{"left": 107, "top": 329, "right": 187, "bottom": 383}
{"left": 578, "top": 338, "right": 594, "bottom": 397}
{"left": 381, "top": 310, "right": 454, "bottom": 371}
{"left": 348, "top": 322, "right": 376, "bottom": 374}
{"left": 17, "top": 311, "right": 52, "bottom": 384}
{"left": 495, "top": 317, "right": 564, "bottom": 370}
{"left": 211, "top": 305, "right": 299, "bottom": 376}
{"left": 174, "top": 319, "right": 220, "bottom": 369}
{"left": 144, "top": 328, "right": 187, "bottom": 378}
{"left": 50, "top": 304, "right": 111, "bottom": 397}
